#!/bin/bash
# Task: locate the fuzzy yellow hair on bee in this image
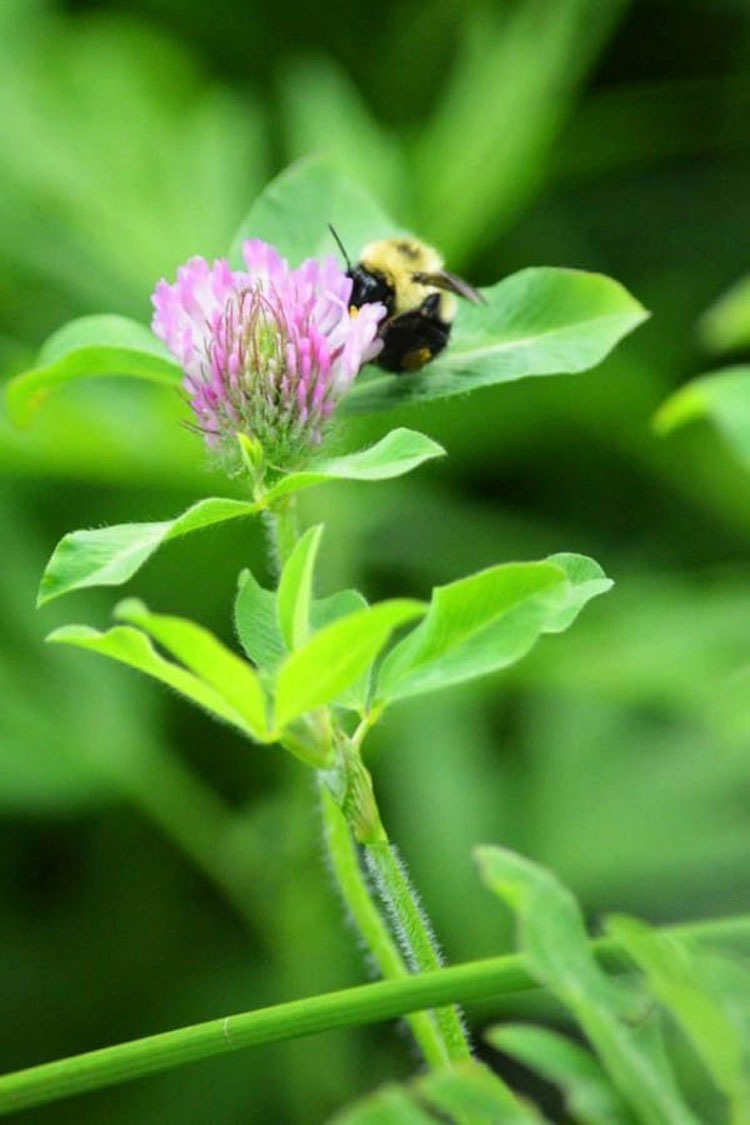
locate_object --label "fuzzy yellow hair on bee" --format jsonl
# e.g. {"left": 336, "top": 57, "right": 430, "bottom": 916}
{"left": 330, "top": 229, "right": 485, "bottom": 374}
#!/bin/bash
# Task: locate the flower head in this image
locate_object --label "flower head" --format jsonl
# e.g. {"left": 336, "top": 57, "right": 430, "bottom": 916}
{"left": 151, "top": 240, "right": 384, "bottom": 470}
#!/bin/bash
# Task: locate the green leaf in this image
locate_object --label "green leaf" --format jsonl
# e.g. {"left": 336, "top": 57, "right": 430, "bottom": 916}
{"left": 654, "top": 366, "right": 750, "bottom": 470}
{"left": 35, "top": 430, "right": 442, "bottom": 608}
{"left": 311, "top": 589, "right": 369, "bottom": 630}
{"left": 606, "top": 915, "right": 750, "bottom": 1120}
{"left": 377, "top": 561, "right": 564, "bottom": 703}
{"left": 228, "top": 155, "right": 400, "bottom": 268}
{"left": 115, "top": 600, "right": 268, "bottom": 741}
{"left": 37, "top": 497, "right": 259, "bottom": 606}
{"left": 311, "top": 589, "right": 370, "bottom": 711}
{"left": 234, "top": 568, "right": 286, "bottom": 671}
{"left": 4, "top": 315, "right": 181, "bottom": 426}
{"left": 233, "top": 573, "right": 368, "bottom": 693}
{"left": 417, "top": 1060, "right": 542, "bottom": 1122}
{"left": 329, "top": 1084, "right": 435, "bottom": 1125}
{"left": 377, "top": 553, "right": 611, "bottom": 703}
{"left": 264, "top": 428, "right": 445, "bottom": 503}
{"left": 274, "top": 600, "right": 426, "bottom": 731}
{"left": 47, "top": 624, "right": 257, "bottom": 739}
{"left": 698, "top": 275, "right": 750, "bottom": 355}
{"left": 277, "top": 524, "right": 324, "bottom": 650}
{"left": 476, "top": 846, "right": 700, "bottom": 1125}
{"left": 543, "top": 552, "right": 614, "bottom": 632}
{"left": 329, "top": 1063, "right": 538, "bottom": 1124}
{"left": 345, "top": 268, "right": 647, "bottom": 414}
{"left": 487, "top": 1024, "right": 635, "bottom": 1125}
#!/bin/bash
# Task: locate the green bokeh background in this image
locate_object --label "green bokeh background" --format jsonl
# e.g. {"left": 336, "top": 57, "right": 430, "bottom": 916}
{"left": 1, "top": 0, "right": 749, "bottom": 1120}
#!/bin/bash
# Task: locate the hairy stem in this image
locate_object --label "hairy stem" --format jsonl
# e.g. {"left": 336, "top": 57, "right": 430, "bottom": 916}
{"left": 364, "top": 838, "right": 472, "bottom": 1062}
{"left": 318, "top": 783, "right": 450, "bottom": 1068}
{"left": 264, "top": 495, "right": 299, "bottom": 572}
{"left": 335, "top": 743, "right": 472, "bottom": 1061}
{"left": 262, "top": 506, "right": 471, "bottom": 1064}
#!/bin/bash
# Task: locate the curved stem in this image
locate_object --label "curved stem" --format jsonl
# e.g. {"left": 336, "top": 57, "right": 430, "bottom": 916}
{"left": 318, "top": 783, "right": 450, "bottom": 1068}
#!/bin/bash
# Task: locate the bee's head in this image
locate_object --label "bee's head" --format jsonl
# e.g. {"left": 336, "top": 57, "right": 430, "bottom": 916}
{"left": 328, "top": 224, "right": 395, "bottom": 313}
{"left": 348, "top": 265, "right": 394, "bottom": 313}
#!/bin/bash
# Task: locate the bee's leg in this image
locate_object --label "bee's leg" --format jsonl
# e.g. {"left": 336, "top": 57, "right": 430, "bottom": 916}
{"left": 375, "top": 297, "right": 452, "bottom": 374}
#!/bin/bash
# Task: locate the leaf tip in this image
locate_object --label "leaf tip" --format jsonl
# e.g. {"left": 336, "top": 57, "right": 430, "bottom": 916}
{"left": 651, "top": 385, "right": 704, "bottom": 436}
{"left": 629, "top": 298, "right": 651, "bottom": 326}
{"left": 307, "top": 522, "right": 325, "bottom": 544}
{"left": 36, "top": 577, "right": 59, "bottom": 609}
{"left": 473, "top": 843, "right": 519, "bottom": 880}
{"left": 46, "top": 624, "right": 97, "bottom": 645}
{"left": 393, "top": 426, "right": 446, "bottom": 457}
{"left": 114, "top": 597, "right": 148, "bottom": 624}
{"left": 423, "top": 436, "right": 447, "bottom": 459}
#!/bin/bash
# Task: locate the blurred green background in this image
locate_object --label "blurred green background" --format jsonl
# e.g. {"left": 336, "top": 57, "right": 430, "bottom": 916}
{"left": 1, "top": 0, "right": 749, "bottom": 1120}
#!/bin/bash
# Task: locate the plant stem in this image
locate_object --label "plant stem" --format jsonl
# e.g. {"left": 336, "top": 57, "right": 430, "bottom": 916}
{"left": 2, "top": 915, "right": 747, "bottom": 1117}
{"left": 322, "top": 741, "right": 473, "bottom": 1064}
{"left": 318, "top": 783, "right": 451, "bottom": 1068}
{"left": 363, "top": 838, "right": 472, "bottom": 1062}
{"left": 261, "top": 500, "right": 470, "bottom": 1062}
{"left": 265, "top": 496, "right": 299, "bottom": 571}
{"left": 262, "top": 501, "right": 465, "bottom": 1065}
{"left": 333, "top": 742, "right": 472, "bottom": 1061}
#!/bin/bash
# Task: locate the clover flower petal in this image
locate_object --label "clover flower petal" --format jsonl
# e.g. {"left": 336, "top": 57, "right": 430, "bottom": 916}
{"left": 151, "top": 240, "right": 384, "bottom": 469}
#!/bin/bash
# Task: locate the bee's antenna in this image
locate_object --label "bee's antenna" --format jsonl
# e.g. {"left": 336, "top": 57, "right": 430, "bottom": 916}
{"left": 328, "top": 223, "right": 352, "bottom": 271}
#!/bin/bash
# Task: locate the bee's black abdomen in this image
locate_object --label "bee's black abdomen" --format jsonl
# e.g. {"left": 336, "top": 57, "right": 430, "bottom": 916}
{"left": 376, "top": 298, "right": 452, "bottom": 373}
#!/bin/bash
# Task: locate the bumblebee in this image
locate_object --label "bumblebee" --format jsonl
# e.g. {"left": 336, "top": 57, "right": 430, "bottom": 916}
{"left": 330, "top": 229, "right": 485, "bottom": 373}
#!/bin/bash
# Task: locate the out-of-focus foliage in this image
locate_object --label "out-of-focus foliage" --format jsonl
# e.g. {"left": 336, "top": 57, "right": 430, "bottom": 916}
{"left": 656, "top": 366, "right": 750, "bottom": 470}
{"left": 1, "top": 0, "right": 750, "bottom": 1121}
{"left": 656, "top": 278, "right": 750, "bottom": 470}
{"left": 699, "top": 276, "right": 750, "bottom": 356}
{"left": 329, "top": 1058, "right": 544, "bottom": 1123}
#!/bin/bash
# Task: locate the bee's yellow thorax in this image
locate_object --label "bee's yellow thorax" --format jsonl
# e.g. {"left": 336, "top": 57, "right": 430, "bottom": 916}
{"left": 360, "top": 238, "right": 454, "bottom": 320}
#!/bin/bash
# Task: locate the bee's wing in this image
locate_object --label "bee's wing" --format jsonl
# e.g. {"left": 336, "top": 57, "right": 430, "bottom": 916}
{"left": 412, "top": 270, "right": 487, "bottom": 305}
